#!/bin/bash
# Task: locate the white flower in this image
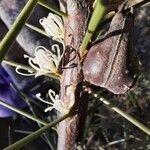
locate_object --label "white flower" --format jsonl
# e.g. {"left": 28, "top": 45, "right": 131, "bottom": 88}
{"left": 36, "top": 89, "right": 70, "bottom": 114}
{"left": 16, "top": 44, "right": 63, "bottom": 77}
{"left": 39, "top": 13, "right": 64, "bottom": 44}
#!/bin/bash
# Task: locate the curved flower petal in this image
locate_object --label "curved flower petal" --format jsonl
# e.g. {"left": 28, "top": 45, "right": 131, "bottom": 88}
{"left": 16, "top": 44, "right": 63, "bottom": 78}
{"left": 36, "top": 89, "right": 71, "bottom": 114}
{"left": 39, "top": 13, "right": 64, "bottom": 44}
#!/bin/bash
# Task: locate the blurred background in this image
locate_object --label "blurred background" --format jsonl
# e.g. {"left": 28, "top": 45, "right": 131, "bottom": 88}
{"left": 0, "top": 0, "right": 149, "bottom": 149}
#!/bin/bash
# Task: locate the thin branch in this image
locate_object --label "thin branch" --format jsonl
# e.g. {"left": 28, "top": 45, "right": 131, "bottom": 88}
{"left": 38, "top": 0, "right": 67, "bottom": 17}
{"left": 127, "top": 0, "right": 149, "bottom": 9}
{"left": 25, "top": 23, "right": 63, "bottom": 44}
{"left": 100, "top": 97, "right": 150, "bottom": 135}
{"left": 89, "top": 92, "right": 150, "bottom": 135}
{"left": 0, "top": 100, "right": 48, "bottom": 126}
{"left": 4, "top": 113, "right": 70, "bottom": 150}
{"left": 3, "top": 59, "right": 60, "bottom": 80}
{"left": 0, "top": 0, "right": 38, "bottom": 63}
{"left": 3, "top": 59, "right": 34, "bottom": 72}
{"left": 25, "top": 23, "right": 49, "bottom": 37}
{"left": 79, "top": 0, "right": 149, "bottom": 57}
{"left": 79, "top": 0, "right": 107, "bottom": 57}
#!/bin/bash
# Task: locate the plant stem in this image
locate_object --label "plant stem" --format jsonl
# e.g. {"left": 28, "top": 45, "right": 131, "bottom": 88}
{"left": 128, "top": 0, "right": 149, "bottom": 9}
{"left": 25, "top": 23, "right": 63, "bottom": 44}
{"left": 38, "top": 0, "right": 67, "bottom": 17}
{"left": 25, "top": 23, "right": 49, "bottom": 37}
{"left": 4, "top": 113, "right": 70, "bottom": 150}
{"left": 99, "top": 97, "right": 150, "bottom": 135}
{"left": 3, "top": 59, "right": 34, "bottom": 72}
{"left": 79, "top": 0, "right": 107, "bottom": 57}
{"left": 3, "top": 59, "right": 60, "bottom": 80}
{"left": 0, "top": 0, "right": 38, "bottom": 63}
{"left": 79, "top": 0, "right": 148, "bottom": 57}
{"left": 0, "top": 100, "right": 48, "bottom": 126}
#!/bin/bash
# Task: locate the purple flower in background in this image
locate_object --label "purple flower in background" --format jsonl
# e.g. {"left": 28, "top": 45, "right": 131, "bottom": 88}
{"left": 0, "top": 66, "right": 26, "bottom": 117}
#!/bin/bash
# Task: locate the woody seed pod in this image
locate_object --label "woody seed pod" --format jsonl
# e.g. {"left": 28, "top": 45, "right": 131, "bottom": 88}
{"left": 82, "top": 4, "right": 141, "bottom": 94}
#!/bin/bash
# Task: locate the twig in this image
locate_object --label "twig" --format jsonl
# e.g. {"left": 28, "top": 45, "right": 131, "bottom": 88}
{"left": 80, "top": 0, "right": 149, "bottom": 57}
{"left": 79, "top": 0, "right": 107, "bottom": 57}
{"left": 0, "top": 100, "right": 48, "bottom": 126}
{"left": 4, "top": 113, "right": 70, "bottom": 150}
{"left": 0, "top": 0, "right": 38, "bottom": 63}
{"left": 57, "top": 0, "right": 93, "bottom": 149}
{"left": 25, "top": 23, "right": 49, "bottom": 37}
{"left": 99, "top": 97, "right": 150, "bottom": 135}
{"left": 25, "top": 23, "right": 64, "bottom": 44}
{"left": 3, "top": 59, "right": 60, "bottom": 80}
{"left": 38, "top": 0, "right": 67, "bottom": 17}
{"left": 88, "top": 91, "right": 150, "bottom": 135}
{"left": 104, "top": 139, "right": 125, "bottom": 148}
{"left": 128, "top": 0, "right": 149, "bottom": 9}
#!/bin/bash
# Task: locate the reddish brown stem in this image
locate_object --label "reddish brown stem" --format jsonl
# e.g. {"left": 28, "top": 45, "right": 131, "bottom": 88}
{"left": 57, "top": 0, "right": 93, "bottom": 149}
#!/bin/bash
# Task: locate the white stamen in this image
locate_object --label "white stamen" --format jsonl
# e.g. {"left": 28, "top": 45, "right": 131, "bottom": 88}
{"left": 36, "top": 93, "right": 53, "bottom": 105}
{"left": 39, "top": 13, "right": 64, "bottom": 44}
{"left": 16, "top": 44, "right": 63, "bottom": 77}
{"left": 36, "top": 89, "right": 71, "bottom": 114}
{"left": 15, "top": 65, "right": 36, "bottom": 76}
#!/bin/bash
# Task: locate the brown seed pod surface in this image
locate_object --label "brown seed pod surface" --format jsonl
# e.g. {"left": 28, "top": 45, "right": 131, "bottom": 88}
{"left": 82, "top": 4, "right": 141, "bottom": 94}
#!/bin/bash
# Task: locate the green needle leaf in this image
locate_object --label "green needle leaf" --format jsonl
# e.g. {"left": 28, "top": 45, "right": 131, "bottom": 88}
{"left": 38, "top": 0, "right": 67, "bottom": 17}
{"left": 4, "top": 113, "right": 70, "bottom": 150}
{"left": 80, "top": 0, "right": 107, "bottom": 57}
{"left": 0, "top": 100, "right": 48, "bottom": 126}
{"left": 97, "top": 96, "right": 150, "bottom": 135}
{"left": 0, "top": 0, "right": 38, "bottom": 63}
{"left": 25, "top": 23, "right": 49, "bottom": 37}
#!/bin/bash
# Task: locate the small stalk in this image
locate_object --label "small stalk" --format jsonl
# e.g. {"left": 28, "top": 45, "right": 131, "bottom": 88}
{"left": 98, "top": 97, "right": 150, "bottom": 135}
{"left": 38, "top": 0, "right": 67, "bottom": 17}
{"left": 3, "top": 59, "right": 34, "bottom": 72}
{"left": 0, "top": 0, "right": 38, "bottom": 63}
{"left": 4, "top": 113, "right": 70, "bottom": 150}
{"left": 25, "top": 23, "right": 49, "bottom": 37}
{"left": 0, "top": 100, "right": 48, "bottom": 126}
{"left": 79, "top": 0, "right": 107, "bottom": 57}
{"left": 3, "top": 59, "right": 60, "bottom": 80}
{"left": 127, "top": 0, "right": 149, "bottom": 9}
{"left": 79, "top": 0, "right": 148, "bottom": 57}
{"left": 25, "top": 23, "right": 63, "bottom": 44}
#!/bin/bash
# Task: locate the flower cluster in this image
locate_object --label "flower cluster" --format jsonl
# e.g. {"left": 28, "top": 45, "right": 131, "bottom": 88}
{"left": 39, "top": 13, "right": 64, "bottom": 44}
{"left": 16, "top": 45, "right": 63, "bottom": 77}
{"left": 16, "top": 13, "right": 65, "bottom": 77}
{"left": 36, "top": 89, "right": 70, "bottom": 114}
{"left": 16, "top": 13, "right": 66, "bottom": 114}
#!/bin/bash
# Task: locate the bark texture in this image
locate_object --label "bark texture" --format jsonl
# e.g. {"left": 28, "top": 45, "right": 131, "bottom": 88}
{"left": 57, "top": 0, "right": 93, "bottom": 149}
